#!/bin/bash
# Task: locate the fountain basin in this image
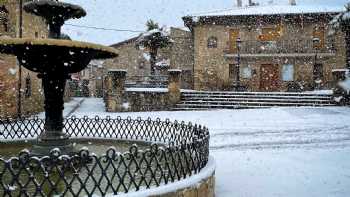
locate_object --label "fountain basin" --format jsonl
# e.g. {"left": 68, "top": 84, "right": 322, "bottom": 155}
{"left": 0, "top": 38, "right": 118, "bottom": 73}
{"left": 0, "top": 116, "right": 212, "bottom": 196}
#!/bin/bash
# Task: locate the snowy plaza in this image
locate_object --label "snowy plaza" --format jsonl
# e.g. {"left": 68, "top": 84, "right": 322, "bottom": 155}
{"left": 64, "top": 97, "right": 350, "bottom": 197}
{"left": 1, "top": 0, "right": 350, "bottom": 196}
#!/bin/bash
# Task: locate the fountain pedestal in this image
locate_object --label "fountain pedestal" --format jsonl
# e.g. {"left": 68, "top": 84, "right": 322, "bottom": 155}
{"left": 32, "top": 73, "right": 73, "bottom": 155}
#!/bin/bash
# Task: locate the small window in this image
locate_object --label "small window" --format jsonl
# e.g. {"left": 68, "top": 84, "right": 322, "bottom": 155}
{"left": 241, "top": 65, "right": 252, "bottom": 79}
{"left": 25, "top": 74, "right": 32, "bottom": 98}
{"left": 0, "top": 5, "right": 9, "bottom": 32}
{"left": 207, "top": 36, "right": 218, "bottom": 48}
{"left": 282, "top": 64, "right": 294, "bottom": 81}
{"left": 35, "top": 32, "right": 39, "bottom": 38}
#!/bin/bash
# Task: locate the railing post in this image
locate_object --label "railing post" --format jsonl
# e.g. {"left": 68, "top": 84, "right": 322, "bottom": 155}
{"left": 168, "top": 69, "right": 182, "bottom": 106}
{"left": 105, "top": 69, "right": 127, "bottom": 112}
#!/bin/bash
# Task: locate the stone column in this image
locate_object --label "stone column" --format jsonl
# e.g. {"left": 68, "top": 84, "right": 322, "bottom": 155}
{"left": 105, "top": 69, "right": 127, "bottom": 112}
{"left": 168, "top": 69, "right": 182, "bottom": 106}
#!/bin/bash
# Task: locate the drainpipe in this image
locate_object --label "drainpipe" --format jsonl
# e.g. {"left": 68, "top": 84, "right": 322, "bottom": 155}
{"left": 289, "top": 0, "right": 296, "bottom": 5}
{"left": 248, "top": 0, "right": 253, "bottom": 6}
{"left": 237, "top": 0, "right": 242, "bottom": 7}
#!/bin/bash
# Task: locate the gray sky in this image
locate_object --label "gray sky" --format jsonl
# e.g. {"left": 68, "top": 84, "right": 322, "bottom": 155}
{"left": 62, "top": 0, "right": 349, "bottom": 45}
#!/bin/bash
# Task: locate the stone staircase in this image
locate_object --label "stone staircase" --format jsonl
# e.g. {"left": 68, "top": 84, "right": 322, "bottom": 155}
{"left": 173, "top": 91, "right": 336, "bottom": 110}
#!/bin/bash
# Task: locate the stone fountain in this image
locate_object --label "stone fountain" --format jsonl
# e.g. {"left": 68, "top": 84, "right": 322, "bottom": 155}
{"left": 0, "top": 0, "right": 118, "bottom": 155}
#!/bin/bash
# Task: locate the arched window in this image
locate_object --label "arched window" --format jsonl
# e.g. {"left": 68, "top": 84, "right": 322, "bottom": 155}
{"left": 0, "top": 5, "right": 9, "bottom": 32}
{"left": 207, "top": 36, "right": 218, "bottom": 48}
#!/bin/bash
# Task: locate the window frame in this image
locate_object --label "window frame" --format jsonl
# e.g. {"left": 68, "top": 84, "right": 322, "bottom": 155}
{"left": 207, "top": 36, "right": 218, "bottom": 48}
{"left": 281, "top": 64, "right": 295, "bottom": 82}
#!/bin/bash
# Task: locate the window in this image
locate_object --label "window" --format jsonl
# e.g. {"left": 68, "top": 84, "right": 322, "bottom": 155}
{"left": 0, "top": 5, "right": 8, "bottom": 32}
{"left": 241, "top": 65, "right": 252, "bottom": 79}
{"left": 258, "top": 25, "right": 283, "bottom": 41}
{"left": 229, "top": 64, "right": 239, "bottom": 81}
{"left": 229, "top": 29, "right": 239, "bottom": 52}
{"left": 282, "top": 64, "right": 294, "bottom": 81}
{"left": 207, "top": 36, "right": 217, "bottom": 48}
{"left": 25, "top": 74, "right": 32, "bottom": 98}
{"left": 313, "top": 26, "right": 325, "bottom": 49}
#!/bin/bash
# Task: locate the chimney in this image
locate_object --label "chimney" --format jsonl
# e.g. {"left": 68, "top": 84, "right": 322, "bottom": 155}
{"left": 289, "top": 0, "right": 296, "bottom": 5}
{"left": 237, "top": 0, "right": 242, "bottom": 7}
{"left": 248, "top": 0, "right": 253, "bottom": 6}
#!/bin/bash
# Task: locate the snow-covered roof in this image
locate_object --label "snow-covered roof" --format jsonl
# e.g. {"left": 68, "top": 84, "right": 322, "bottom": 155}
{"left": 188, "top": 5, "right": 344, "bottom": 18}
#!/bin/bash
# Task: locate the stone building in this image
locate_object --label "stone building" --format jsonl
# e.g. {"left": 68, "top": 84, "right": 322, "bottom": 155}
{"left": 79, "top": 60, "right": 105, "bottom": 97}
{"left": 103, "top": 27, "right": 194, "bottom": 89}
{"left": 183, "top": 1, "right": 346, "bottom": 91}
{"left": 0, "top": 1, "right": 48, "bottom": 117}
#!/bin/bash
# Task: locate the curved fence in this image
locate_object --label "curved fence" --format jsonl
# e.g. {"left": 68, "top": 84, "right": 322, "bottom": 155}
{"left": 0, "top": 116, "right": 210, "bottom": 197}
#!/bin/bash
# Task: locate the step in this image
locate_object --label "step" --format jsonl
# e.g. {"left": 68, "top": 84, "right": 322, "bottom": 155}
{"left": 180, "top": 90, "right": 333, "bottom": 97}
{"left": 175, "top": 103, "right": 335, "bottom": 109}
{"left": 181, "top": 94, "right": 333, "bottom": 100}
{"left": 173, "top": 105, "right": 271, "bottom": 110}
{"left": 180, "top": 97, "right": 334, "bottom": 104}
{"left": 176, "top": 102, "right": 336, "bottom": 107}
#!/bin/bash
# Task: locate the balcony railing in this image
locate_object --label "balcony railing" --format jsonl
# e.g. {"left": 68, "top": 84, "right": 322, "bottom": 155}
{"left": 224, "top": 40, "right": 336, "bottom": 55}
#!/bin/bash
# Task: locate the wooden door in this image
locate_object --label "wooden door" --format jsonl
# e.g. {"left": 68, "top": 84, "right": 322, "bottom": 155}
{"left": 260, "top": 64, "right": 280, "bottom": 91}
{"left": 229, "top": 29, "right": 240, "bottom": 53}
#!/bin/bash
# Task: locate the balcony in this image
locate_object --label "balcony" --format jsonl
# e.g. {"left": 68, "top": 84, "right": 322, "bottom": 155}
{"left": 224, "top": 39, "right": 336, "bottom": 57}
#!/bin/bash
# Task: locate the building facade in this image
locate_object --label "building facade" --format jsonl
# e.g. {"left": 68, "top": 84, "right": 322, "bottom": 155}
{"left": 0, "top": 0, "right": 48, "bottom": 117}
{"left": 183, "top": 3, "right": 346, "bottom": 91}
{"left": 103, "top": 27, "right": 194, "bottom": 89}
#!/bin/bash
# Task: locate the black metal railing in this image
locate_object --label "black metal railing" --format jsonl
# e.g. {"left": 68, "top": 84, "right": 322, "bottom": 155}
{"left": 0, "top": 116, "right": 209, "bottom": 196}
{"left": 125, "top": 75, "right": 168, "bottom": 88}
{"left": 224, "top": 39, "right": 336, "bottom": 54}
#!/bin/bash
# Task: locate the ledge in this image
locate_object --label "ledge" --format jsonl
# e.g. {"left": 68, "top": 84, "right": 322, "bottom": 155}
{"left": 126, "top": 88, "right": 169, "bottom": 93}
{"left": 109, "top": 156, "right": 216, "bottom": 197}
{"left": 224, "top": 53, "right": 336, "bottom": 58}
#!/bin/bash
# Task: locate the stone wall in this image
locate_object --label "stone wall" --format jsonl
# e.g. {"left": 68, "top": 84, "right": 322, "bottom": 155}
{"left": 149, "top": 174, "right": 215, "bottom": 197}
{"left": 105, "top": 70, "right": 181, "bottom": 112}
{"left": 0, "top": 1, "right": 48, "bottom": 117}
{"left": 169, "top": 28, "right": 194, "bottom": 89}
{"left": 124, "top": 157, "right": 216, "bottom": 197}
{"left": 191, "top": 15, "right": 346, "bottom": 91}
{"left": 124, "top": 90, "right": 170, "bottom": 111}
{"left": 103, "top": 27, "right": 194, "bottom": 89}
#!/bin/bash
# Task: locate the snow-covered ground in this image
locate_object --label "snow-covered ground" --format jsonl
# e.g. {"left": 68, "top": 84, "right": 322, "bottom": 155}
{"left": 71, "top": 98, "right": 350, "bottom": 197}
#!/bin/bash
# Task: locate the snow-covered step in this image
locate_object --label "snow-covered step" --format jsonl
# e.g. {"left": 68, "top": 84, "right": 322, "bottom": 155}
{"left": 177, "top": 101, "right": 335, "bottom": 107}
{"left": 182, "top": 94, "right": 333, "bottom": 100}
{"left": 181, "top": 90, "right": 333, "bottom": 96}
{"left": 173, "top": 90, "right": 336, "bottom": 110}
{"left": 181, "top": 97, "right": 333, "bottom": 104}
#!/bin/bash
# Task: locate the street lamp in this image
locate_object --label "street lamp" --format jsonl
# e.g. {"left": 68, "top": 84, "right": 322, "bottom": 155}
{"left": 17, "top": 0, "right": 23, "bottom": 117}
{"left": 313, "top": 37, "right": 321, "bottom": 90}
{"left": 234, "top": 37, "right": 242, "bottom": 91}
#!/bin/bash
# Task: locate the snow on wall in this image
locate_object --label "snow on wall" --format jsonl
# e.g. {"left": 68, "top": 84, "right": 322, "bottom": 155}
{"left": 189, "top": 5, "right": 344, "bottom": 17}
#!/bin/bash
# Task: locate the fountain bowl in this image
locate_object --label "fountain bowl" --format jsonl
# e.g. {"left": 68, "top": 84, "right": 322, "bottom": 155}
{"left": 23, "top": 0, "right": 86, "bottom": 21}
{"left": 0, "top": 38, "right": 118, "bottom": 74}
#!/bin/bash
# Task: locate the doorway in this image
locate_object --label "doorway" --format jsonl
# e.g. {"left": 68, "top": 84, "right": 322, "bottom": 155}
{"left": 260, "top": 64, "right": 280, "bottom": 91}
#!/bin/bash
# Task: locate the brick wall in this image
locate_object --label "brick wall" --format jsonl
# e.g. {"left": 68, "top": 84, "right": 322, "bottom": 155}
{"left": 0, "top": 1, "right": 48, "bottom": 117}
